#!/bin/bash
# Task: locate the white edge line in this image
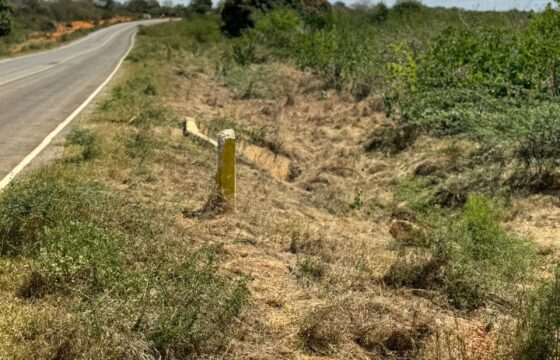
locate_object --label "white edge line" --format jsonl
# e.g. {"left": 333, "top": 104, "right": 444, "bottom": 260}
{"left": 0, "top": 26, "right": 139, "bottom": 190}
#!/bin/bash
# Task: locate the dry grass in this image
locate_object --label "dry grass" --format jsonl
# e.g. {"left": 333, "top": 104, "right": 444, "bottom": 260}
{"left": 0, "top": 20, "right": 557, "bottom": 359}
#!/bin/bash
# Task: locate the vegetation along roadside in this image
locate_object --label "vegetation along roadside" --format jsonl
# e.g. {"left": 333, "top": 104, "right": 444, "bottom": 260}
{"left": 0, "top": 0, "right": 559, "bottom": 358}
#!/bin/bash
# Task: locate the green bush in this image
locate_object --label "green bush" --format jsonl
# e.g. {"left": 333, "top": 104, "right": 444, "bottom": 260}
{"left": 232, "top": 35, "right": 257, "bottom": 66}
{"left": 183, "top": 17, "right": 223, "bottom": 45}
{"left": 516, "top": 104, "right": 560, "bottom": 185}
{"left": 386, "top": 196, "right": 535, "bottom": 310}
{"left": 522, "top": 2, "right": 560, "bottom": 96}
{"left": 253, "top": 8, "right": 302, "bottom": 52}
{"left": 392, "top": 0, "right": 423, "bottom": 13}
{"left": 188, "top": 0, "right": 212, "bottom": 14}
{"left": 371, "top": 3, "right": 389, "bottom": 24}
{"left": 293, "top": 26, "right": 378, "bottom": 93}
{"left": 386, "top": 3, "right": 560, "bottom": 158}
{"left": 441, "top": 196, "right": 534, "bottom": 309}
{"left": 66, "top": 127, "right": 101, "bottom": 161}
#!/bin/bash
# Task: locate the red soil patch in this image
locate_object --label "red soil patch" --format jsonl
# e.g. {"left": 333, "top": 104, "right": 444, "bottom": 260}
{"left": 26, "top": 16, "right": 134, "bottom": 41}
{"left": 12, "top": 16, "right": 135, "bottom": 55}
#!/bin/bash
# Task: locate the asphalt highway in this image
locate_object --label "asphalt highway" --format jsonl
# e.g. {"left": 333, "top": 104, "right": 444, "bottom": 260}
{"left": 0, "top": 19, "right": 165, "bottom": 186}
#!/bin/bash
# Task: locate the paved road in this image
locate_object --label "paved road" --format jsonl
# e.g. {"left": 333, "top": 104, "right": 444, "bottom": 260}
{"left": 0, "top": 19, "right": 165, "bottom": 185}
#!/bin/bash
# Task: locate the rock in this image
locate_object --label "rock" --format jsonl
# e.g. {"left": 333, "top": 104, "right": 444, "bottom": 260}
{"left": 389, "top": 220, "right": 424, "bottom": 243}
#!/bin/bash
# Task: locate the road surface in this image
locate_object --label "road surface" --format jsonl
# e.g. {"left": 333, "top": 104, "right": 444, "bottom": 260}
{"left": 0, "top": 19, "right": 165, "bottom": 187}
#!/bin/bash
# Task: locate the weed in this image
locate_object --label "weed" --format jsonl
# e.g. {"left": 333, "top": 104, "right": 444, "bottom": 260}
{"left": 65, "top": 127, "right": 101, "bottom": 161}
{"left": 350, "top": 188, "right": 363, "bottom": 210}
{"left": 298, "top": 257, "right": 327, "bottom": 282}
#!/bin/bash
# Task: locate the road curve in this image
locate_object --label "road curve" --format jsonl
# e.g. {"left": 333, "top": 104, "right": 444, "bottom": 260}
{"left": 0, "top": 19, "right": 166, "bottom": 186}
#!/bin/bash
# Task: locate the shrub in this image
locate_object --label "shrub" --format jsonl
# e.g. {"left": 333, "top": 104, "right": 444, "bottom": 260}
{"left": 516, "top": 104, "right": 560, "bottom": 185}
{"left": 294, "top": 27, "right": 378, "bottom": 92}
{"left": 386, "top": 2, "right": 560, "bottom": 169}
{"left": 371, "top": 2, "right": 389, "bottom": 24}
{"left": 386, "top": 196, "right": 535, "bottom": 310}
{"left": 220, "top": 0, "right": 330, "bottom": 37}
{"left": 253, "top": 8, "right": 302, "bottom": 51}
{"left": 522, "top": 2, "right": 560, "bottom": 96}
{"left": 232, "top": 35, "right": 257, "bottom": 65}
{"left": 184, "top": 17, "right": 222, "bottom": 44}
{"left": 392, "top": 0, "right": 423, "bottom": 13}
{"left": 188, "top": 0, "right": 212, "bottom": 14}
{"left": 66, "top": 127, "right": 101, "bottom": 161}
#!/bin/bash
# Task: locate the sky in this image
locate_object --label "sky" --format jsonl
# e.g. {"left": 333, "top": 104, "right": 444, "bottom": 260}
{"left": 382, "top": 0, "right": 551, "bottom": 11}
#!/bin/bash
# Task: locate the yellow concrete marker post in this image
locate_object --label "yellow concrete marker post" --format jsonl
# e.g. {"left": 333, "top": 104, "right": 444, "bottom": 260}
{"left": 216, "top": 129, "right": 236, "bottom": 209}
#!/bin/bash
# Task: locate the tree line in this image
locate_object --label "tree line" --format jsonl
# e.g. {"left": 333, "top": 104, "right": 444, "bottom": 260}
{"left": 0, "top": 0, "right": 188, "bottom": 37}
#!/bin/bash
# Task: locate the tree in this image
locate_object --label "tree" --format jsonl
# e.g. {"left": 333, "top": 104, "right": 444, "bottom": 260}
{"left": 220, "top": 0, "right": 331, "bottom": 36}
{"left": 95, "top": 0, "right": 115, "bottom": 10}
{"left": 127, "top": 0, "right": 160, "bottom": 14}
{"left": 0, "top": 0, "right": 13, "bottom": 37}
{"left": 372, "top": 2, "right": 389, "bottom": 23}
{"left": 523, "top": 1, "right": 560, "bottom": 96}
{"left": 189, "top": 0, "right": 212, "bottom": 14}
{"left": 333, "top": 1, "right": 346, "bottom": 8}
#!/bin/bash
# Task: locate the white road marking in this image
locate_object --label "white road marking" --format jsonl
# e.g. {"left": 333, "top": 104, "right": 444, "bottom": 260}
{"left": 0, "top": 28, "right": 138, "bottom": 190}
